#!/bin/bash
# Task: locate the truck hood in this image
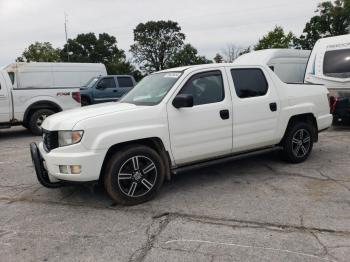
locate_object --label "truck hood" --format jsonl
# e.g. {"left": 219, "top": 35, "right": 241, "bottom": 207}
{"left": 42, "top": 102, "right": 139, "bottom": 131}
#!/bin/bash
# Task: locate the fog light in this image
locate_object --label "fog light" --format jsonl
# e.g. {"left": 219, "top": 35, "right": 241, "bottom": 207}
{"left": 59, "top": 165, "right": 69, "bottom": 174}
{"left": 70, "top": 165, "right": 81, "bottom": 174}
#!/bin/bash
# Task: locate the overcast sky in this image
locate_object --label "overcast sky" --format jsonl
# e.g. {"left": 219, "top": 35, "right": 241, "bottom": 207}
{"left": 0, "top": 0, "right": 320, "bottom": 65}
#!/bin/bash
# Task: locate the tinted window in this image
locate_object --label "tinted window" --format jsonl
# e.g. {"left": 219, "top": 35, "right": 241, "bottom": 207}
{"left": 231, "top": 69, "right": 268, "bottom": 98}
{"left": 117, "top": 77, "right": 134, "bottom": 87}
{"left": 179, "top": 71, "right": 224, "bottom": 106}
{"left": 323, "top": 49, "right": 350, "bottom": 78}
{"left": 99, "top": 78, "right": 116, "bottom": 88}
{"left": 8, "top": 72, "right": 15, "bottom": 85}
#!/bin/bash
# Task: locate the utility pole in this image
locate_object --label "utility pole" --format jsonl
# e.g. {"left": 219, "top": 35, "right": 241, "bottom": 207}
{"left": 64, "top": 13, "right": 70, "bottom": 62}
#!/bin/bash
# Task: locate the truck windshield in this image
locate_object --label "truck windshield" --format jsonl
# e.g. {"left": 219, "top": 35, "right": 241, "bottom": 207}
{"left": 84, "top": 77, "right": 99, "bottom": 88}
{"left": 120, "top": 72, "right": 182, "bottom": 105}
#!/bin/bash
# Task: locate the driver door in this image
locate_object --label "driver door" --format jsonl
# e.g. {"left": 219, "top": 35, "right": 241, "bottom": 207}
{"left": 167, "top": 69, "right": 233, "bottom": 165}
{"left": 93, "top": 77, "right": 118, "bottom": 103}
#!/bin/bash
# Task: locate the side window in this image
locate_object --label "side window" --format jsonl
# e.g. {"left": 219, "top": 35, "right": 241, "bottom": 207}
{"left": 231, "top": 69, "right": 268, "bottom": 98}
{"left": 323, "top": 49, "right": 350, "bottom": 78}
{"left": 178, "top": 70, "right": 224, "bottom": 106}
{"left": 8, "top": 72, "right": 15, "bottom": 85}
{"left": 117, "top": 77, "right": 134, "bottom": 87}
{"left": 99, "top": 78, "right": 116, "bottom": 88}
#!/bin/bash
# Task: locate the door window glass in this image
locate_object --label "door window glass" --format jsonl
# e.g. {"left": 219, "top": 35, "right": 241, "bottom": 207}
{"left": 117, "top": 77, "right": 134, "bottom": 87}
{"left": 179, "top": 71, "right": 224, "bottom": 106}
{"left": 99, "top": 78, "right": 116, "bottom": 88}
{"left": 231, "top": 69, "right": 268, "bottom": 98}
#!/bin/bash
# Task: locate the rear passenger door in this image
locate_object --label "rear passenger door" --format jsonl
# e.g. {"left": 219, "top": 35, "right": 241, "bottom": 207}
{"left": 167, "top": 69, "right": 233, "bottom": 165}
{"left": 94, "top": 77, "right": 118, "bottom": 103}
{"left": 116, "top": 76, "right": 134, "bottom": 99}
{"left": 226, "top": 67, "right": 280, "bottom": 152}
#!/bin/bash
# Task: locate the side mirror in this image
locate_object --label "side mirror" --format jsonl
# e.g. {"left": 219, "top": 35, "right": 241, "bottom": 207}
{"left": 172, "top": 94, "right": 194, "bottom": 109}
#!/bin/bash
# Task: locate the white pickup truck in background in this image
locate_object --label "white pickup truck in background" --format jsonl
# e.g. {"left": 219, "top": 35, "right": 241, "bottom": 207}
{"left": 0, "top": 62, "right": 107, "bottom": 135}
{"left": 30, "top": 60, "right": 332, "bottom": 205}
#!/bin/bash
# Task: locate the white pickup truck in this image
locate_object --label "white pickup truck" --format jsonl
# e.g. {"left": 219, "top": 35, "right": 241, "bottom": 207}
{"left": 30, "top": 62, "right": 332, "bottom": 205}
{"left": 0, "top": 70, "right": 81, "bottom": 135}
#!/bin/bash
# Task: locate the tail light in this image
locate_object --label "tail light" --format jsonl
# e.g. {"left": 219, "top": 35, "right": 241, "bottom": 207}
{"left": 329, "top": 95, "right": 338, "bottom": 114}
{"left": 72, "top": 91, "right": 81, "bottom": 104}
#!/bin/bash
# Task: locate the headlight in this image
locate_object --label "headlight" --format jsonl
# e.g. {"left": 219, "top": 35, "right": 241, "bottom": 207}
{"left": 58, "top": 131, "right": 84, "bottom": 147}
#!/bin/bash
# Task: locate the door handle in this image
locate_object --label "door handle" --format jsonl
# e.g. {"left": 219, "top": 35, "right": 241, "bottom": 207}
{"left": 220, "top": 109, "right": 230, "bottom": 120}
{"left": 113, "top": 90, "right": 117, "bottom": 93}
{"left": 270, "top": 102, "right": 277, "bottom": 112}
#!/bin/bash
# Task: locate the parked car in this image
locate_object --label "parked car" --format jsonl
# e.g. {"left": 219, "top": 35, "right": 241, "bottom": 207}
{"left": 30, "top": 61, "right": 332, "bottom": 205}
{"left": 4, "top": 62, "right": 107, "bottom": 89}
{"left": 305, "top": 34, "right": 350, "bottom": 123}
{"left": 0, "top": 69, "right": 81, "bottom": 135}
{"left": 80, "top": 75, "right": 136, "bottom": 106}
{"left": 235, "top": 49, "right": 311, "bottom": 84}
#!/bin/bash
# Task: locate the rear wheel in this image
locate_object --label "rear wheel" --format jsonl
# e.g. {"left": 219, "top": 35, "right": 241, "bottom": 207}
{"left": 282, "top": 122, "right": 314, "bottom": 163}
{"left": 28, "top": 109, "right": 55, "bottom": 135}
{"left": 104, "top": 145, "right": 165, "bottom": 205}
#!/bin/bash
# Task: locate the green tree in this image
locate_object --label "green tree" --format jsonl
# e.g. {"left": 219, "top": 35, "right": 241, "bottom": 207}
{"left": 213, "top": 53, "right": 224, "bottom": 63}
{"left": 255, "top": 26, "right": 295, "bottom": 50}
{"left": 61, "top": 32, "right": 134, "bottom": 75}
{"left": 167, "top": 44, "right": 211, "bottom": 68}
{"left": 130, "top": 20, "right": 186, "bottom": 73}
{"left": 295, "top": 0, "right": 350, "bottom": 49}
{"left": 17, "top": 42, "right": 61, "bottom": 62}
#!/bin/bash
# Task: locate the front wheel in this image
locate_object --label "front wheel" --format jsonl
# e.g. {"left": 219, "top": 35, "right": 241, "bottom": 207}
{"left": 281, "top": 122, "right": 314, "bottom": 163}
{"left": 104, "top": 145, "right": 165, "bottom": 205}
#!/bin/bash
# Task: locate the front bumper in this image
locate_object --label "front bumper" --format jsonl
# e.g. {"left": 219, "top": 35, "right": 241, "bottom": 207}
{"left": 30, "top": 143, "right": 63, "bottom": 188}
{"left": 32, "top": 142, "right": 105, "bottom": 183}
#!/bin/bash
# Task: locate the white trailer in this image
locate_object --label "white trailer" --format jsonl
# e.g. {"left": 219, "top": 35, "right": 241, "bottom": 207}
{"left": 305, "top": 34, "right": 350, "bottom": 123}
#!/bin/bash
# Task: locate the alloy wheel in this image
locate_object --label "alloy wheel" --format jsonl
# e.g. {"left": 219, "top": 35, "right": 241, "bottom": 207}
{"left": 292, "top": 129, "right": 311, "bottom": 158}
{"left": 117, "top": 155, "right": 157, "bottom": 197}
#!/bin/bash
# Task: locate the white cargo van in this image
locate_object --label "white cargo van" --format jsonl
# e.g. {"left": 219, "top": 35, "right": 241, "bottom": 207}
{"left": 235, "top": 49, "right": 311, "bottom": 84}
{"left": 304, "top": 34, "right": 350, "bottom": 123}
{"left": 4, "top": 62, "right": 107, "bottom": 89}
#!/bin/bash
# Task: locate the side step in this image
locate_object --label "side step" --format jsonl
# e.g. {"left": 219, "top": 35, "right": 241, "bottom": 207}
{"left": 171, "top": 146, "right": 282, "bottom": 175}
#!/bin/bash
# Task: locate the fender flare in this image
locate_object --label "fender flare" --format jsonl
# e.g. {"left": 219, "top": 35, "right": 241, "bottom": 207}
{"left": 23, "top": 100, "right": 62, "bottom": 123}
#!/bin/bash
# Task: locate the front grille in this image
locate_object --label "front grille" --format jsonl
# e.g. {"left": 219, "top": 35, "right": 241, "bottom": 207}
{"left": 43, "top": 130, "right": 58, "bottom": 152}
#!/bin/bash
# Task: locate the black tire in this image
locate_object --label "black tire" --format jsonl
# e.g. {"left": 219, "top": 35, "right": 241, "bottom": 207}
{"left": 81, "top": 96, "right": 91, "bottom": 106}
{"left": 281, "top": 122, "right": 314, "bottom": 163}
{"left": 28, "top": 109, "right": 55, "bottom": 136}
{"left": 104, "top": 145, "right": 165, "bottom": 205}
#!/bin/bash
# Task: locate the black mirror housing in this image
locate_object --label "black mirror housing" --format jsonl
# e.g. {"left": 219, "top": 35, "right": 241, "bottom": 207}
{"left": 172, "top": 94, "right": 194, "bottom": 108}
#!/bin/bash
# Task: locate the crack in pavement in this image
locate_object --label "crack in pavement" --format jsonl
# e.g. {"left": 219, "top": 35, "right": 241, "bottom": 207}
{"left": 162, "top": 239, "right": 336, "bottom": 261}
{"left": 1, "top": 197, "right": 350, "bottom": 236}
{"left": 128, "top": 213, "right": 170, "bottom": 262}
{"left": 308, "top": 231, "right": 339, "bottom": 262}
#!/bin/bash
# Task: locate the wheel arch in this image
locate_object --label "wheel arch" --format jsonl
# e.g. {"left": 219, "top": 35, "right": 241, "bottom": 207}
{"left": 23, "top": 101, "right": 62, "bottom": 124}
{"left": 280, "top": 113, "right": 318, "bottom": 144}
{"left": 98, "top": 137, "right": 172, "bottom": 184}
